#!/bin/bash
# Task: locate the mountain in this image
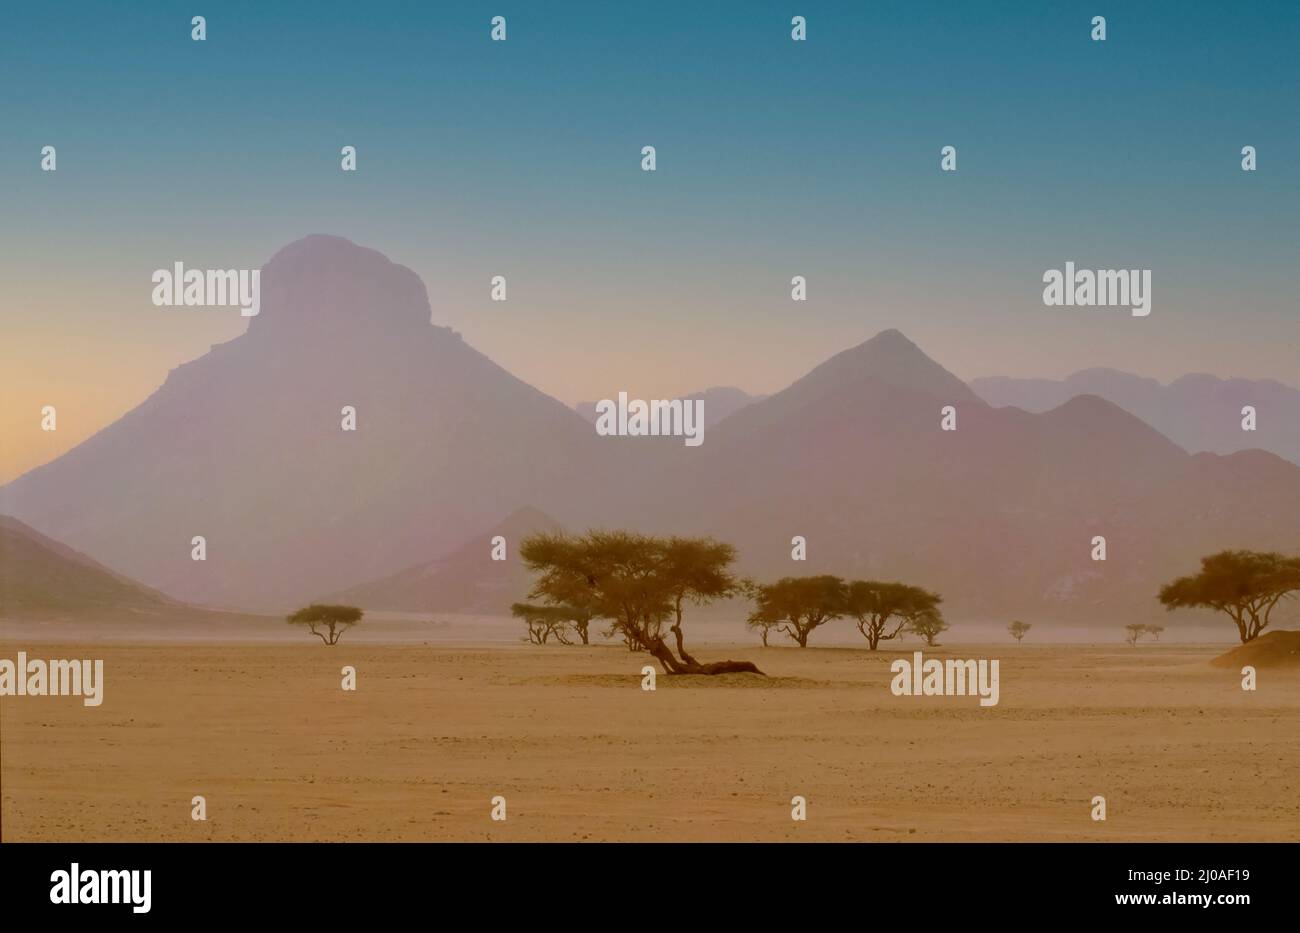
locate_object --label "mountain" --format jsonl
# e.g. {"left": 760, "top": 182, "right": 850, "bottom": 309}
{"left": 628, "top": 331, "right": 1300, "bottom": 621}
{"left": 0, "top": 515, "right": 176, "bottom": 615}
{"left": 328, "top": 506, "right": 564, "bottom": 612}
{"left": 971, "top": 369, "right": 1300, "bottom": 465}
{"left": 0, "top": 235, "right": 624, "bottom": 610}
{"left": 574, "top": 387, "right": 765, "bottom": 431}
{"left": 5, "top": 235, "right": 1299, "bottom": 626}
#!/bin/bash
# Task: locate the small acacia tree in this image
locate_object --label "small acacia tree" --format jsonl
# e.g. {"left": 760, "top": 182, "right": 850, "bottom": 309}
{"left": 1124, "top": 623, "right": 1146, "bottom": 647}
{"left": 287, "top": 604, "right": 362, "bottom": 645}
{"left": 907, "top": 607, "right": 949, "bottom": 647}
{"left": 1143, "top": 623, "right": 1164, "bottom": 642}
{"left": 1158, "top": 550, "right": 1300, "bottom": 644}
{"left": 747, "top": 575, "right": 846, "bottom": 648}
{"left": 510, "top": 603, "right": 580, "bottom": 645}
{"left": 745, "top": 610, "right": 782, "bottom": 646}
{"left": 843, "top": 580, "right": 942, "bottom": 650}
{"left": 738, "top": 579, "right": 777, "bottom": 645}
{"left": 1008, "top": 620, "right": 1031, "bottom": 644}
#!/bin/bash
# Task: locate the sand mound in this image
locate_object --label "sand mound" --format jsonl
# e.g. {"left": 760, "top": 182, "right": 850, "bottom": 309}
{"left": 1209, "top": 630, "right": 1300, "bottom": 669}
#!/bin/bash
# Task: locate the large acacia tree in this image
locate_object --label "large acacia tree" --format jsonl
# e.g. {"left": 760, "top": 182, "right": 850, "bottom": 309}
{"left": 1158, "top": 550, "right": 1300, "bottom": 643}
{"left": 520, "top": 530, "right": 763, "bottom": 675}
{"left": 843, "top": 581, "right": 942, "bottom": 650}
{"left": 746, "top": 575, "right": 846, "bottom": 647}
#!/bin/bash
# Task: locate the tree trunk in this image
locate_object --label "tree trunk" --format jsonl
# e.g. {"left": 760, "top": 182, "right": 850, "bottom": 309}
{"left": 647, "top": 637, "right": 764, "bottom": 676}
{"left": 670, "top": 621, "right": 699, "bottom": 666}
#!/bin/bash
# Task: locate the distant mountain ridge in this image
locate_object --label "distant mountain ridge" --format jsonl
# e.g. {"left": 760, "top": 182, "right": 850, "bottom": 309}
{"left": 972, "top": 369, "right": 1300, "bottom": 465}
{"left": 574, "top": 387, "right": 765, "bottom": 431}
{"left": 616, "top": 331, "right": 1300, "bottom": 621}
{"left": 0, "top": 515, "right": 176, "bottom": 615}
{"left": 328, "top": 506, "right": 564, "bottom": 612}
{"left": 4, "top": 236, "right": 1298, "bottom": 626}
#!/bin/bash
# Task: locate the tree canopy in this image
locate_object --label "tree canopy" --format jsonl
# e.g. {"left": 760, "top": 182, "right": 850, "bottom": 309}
{"left": 510, "top": 602, "right": 583, "bottom": 645}
{"left": 1158, "top": 550, "right": 1300, "bottom": 643}
{"left": 747, "top": 575, "right": 846, "bottom": 647}
{"left": 520, "top": 530, "right": 762, "bottom": 675}
{"left": 906, "top": 607, "right": 949, "bottom": 646}
{"left": 286, "top": 603, "right": 363, "bottom": 645}
{"left": 843, "top": 580, "right": 942, "bottom": 650}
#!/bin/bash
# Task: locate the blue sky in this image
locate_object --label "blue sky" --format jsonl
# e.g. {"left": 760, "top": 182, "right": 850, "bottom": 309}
{"left": 1, "top": 0, "right": 1297, "bottom": 480}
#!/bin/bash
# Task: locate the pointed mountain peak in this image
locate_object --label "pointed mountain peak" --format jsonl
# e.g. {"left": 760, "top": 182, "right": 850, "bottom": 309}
{"left": 1042, "top": 393, "right": 1187, "bottom": 457}
{"left": 791, "top": 329, "right": 980, "bottom": 403}
{"left": 488, "top": 506, "right": 566, "bottom": 538}
{"left": 862, "top": 327, "right": 917, "bottom": 351}
{"left": 246, "top": 234, "right": 433, "bottom": 344}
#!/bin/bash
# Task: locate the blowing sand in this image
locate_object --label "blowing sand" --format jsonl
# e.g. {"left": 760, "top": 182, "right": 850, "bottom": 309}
{"left": 2, "top": 638, "right": 1297, "bottom": 841}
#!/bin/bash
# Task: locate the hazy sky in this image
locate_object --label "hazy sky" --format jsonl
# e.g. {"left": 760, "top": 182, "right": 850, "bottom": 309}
{"left": 2, "top": 0, "right": 1298, "bottom": 483}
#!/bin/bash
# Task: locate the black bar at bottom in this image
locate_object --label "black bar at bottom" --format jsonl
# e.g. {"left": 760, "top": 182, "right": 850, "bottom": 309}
{"left": 0, "top": 841, "right": 1286, "bottom": 920}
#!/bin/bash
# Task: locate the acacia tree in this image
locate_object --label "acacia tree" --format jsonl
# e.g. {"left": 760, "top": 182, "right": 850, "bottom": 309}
{"left": 747, "top": 575, "right": 846, "bottom": 647}
{"left": 1158, "top": 550, "right": 1300, "bottom": 643}
{"left": 510, "top": 600, "right": 597, "bottom": 645}
{"left": 745, "top": 610, "right": 782, "bottom": 646}
{"left": 510, "top": 603, "right": 580, "bottom": 645}
{"left": 843, "top": 580, "right": 942, "bottom": 650}
{"left": 739, "top": 578, "right": 778, "bottom": 645}
{"left": 907, "top": 607, "right": 949, "bottom": 647}
{"left": 1124, "top": 623, "right": 1146, "bottom": 646}
{"left": 660, "top": 536, "right": 742, "bottom": 661}
{"left": 1143, "top": 624, "right": 1164, "bottom": 642}
{"left": 1008, "top": 620, "right": 1031, "bottom": 644}
{"left": 520, "top": 530, "right": 763, "bottom": 675}
{"left": 567, "top": 603, "right": 596, "bottom": 645}
{"left": 287, "top": 604, "right": 362, "bottom": 645}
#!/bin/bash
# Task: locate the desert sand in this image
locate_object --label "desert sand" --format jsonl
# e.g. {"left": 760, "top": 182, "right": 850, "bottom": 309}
{"left": 2, "top": 633, "right": 1297, "bottom": 842}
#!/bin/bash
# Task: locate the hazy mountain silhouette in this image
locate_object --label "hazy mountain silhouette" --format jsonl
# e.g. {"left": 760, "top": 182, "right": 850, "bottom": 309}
{"left": 4, "top": 237, "right": 1298, "bottom": 624}
{"left": 629, "top": 332, "right": 1300, "bottom": 621}
{"left": 328, "top": 506, "right": 565, "bottom": 612}
{"left": 972, "top": 369, "right": 1300, "bottom": 465}
{"left": 0, "top": 515, "right": 176, "bottom": 615}
{"left": 574, "top": 387, "right": 766, "bottom": 431}
{"left": 0, "top": 236, "right": 620, "bottom": 609}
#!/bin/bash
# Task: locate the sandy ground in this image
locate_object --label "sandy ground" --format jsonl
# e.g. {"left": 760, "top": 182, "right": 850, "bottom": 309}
{"left": 2, "top": 636, "right": 1297, "bottom": 841}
